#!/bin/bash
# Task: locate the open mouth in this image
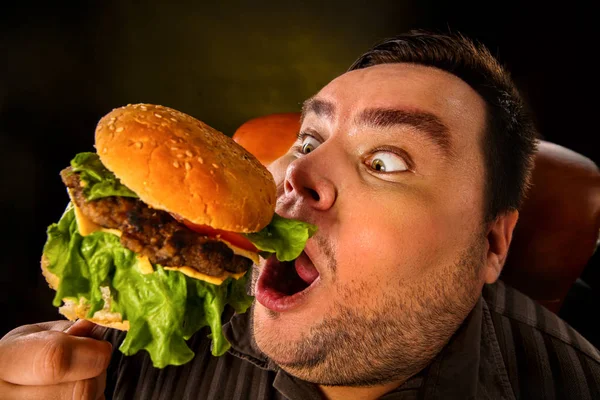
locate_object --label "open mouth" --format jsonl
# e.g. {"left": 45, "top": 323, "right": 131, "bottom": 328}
{"left": 255, "top": 251, "right": 320, "bottom": 312}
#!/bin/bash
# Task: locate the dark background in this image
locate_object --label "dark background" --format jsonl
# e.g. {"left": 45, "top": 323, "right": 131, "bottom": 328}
{"left": 1, "top": 1, "right": 597, "bottom": 337}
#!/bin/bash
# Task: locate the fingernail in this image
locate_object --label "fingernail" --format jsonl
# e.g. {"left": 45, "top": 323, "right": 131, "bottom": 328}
{"left": 65, "top": 319, "right": 96, "bottom": 336}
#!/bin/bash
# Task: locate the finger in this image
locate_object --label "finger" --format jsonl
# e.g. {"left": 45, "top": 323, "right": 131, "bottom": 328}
{"left": 65, "top": 319, "right": 97, "bottom": 336}
{"left": 0, "top": 329, "right": 111, "bottom": 385}
{"left": 1, "top": 320, "right": 74, "bottom": 341}
{"left": 96, "top": 371, "right": 107, "bottom": 400}
{"left": 0, "top": 371, "right": 106, "bottom": 400}
{"left": 65, "top": 319, "right": 109, "bottom": 341}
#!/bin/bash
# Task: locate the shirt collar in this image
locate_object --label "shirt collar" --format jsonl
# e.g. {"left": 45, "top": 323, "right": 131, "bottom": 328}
{"left": 222, "top": 305, "right": 272, "bottom": 369}
{"left": 223, "top": 306, "right": 325, "bottom": 399}
{"left": 416, "top": 293, "right": 515, "bottom": 399}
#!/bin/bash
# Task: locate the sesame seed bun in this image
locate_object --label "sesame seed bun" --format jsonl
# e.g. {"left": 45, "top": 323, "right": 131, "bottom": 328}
{"left": 95, "top": 104, "right": 276, "bottom": 233}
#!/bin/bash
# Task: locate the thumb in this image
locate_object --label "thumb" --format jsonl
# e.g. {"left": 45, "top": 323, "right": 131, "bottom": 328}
{"left": 65, "top": 319, "right": 109, "bottom": 341}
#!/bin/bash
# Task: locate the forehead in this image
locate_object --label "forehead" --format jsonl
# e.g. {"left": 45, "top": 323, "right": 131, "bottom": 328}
{"left": 312, "top": 64, "right": 487, "bottom": 147}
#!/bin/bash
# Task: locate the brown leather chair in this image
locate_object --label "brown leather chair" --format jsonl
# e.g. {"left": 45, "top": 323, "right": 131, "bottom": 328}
{"left": 233, "top": 114, "right": 600, "bottom": 315}
{"left": 233, "top": 113, "right": 300, "bottom": 166}
{"left": 502, "top": 141, "right": 600, "bottom": 314}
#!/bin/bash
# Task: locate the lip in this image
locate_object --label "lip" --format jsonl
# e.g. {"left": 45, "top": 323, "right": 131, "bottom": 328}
{"left": 255, "top": 252, "right": 321, "bottom": 313}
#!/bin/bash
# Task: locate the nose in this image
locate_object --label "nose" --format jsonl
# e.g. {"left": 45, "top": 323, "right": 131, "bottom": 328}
{"left": 282, "top": 155, "right": 337, "bottom": 211}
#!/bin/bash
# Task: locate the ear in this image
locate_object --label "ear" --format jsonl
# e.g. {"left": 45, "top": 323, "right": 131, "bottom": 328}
{"left": 483, "top": 210, "right": 519, "bottom": 284}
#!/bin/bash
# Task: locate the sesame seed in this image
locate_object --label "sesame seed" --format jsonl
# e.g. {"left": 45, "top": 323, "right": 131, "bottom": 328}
{"left": 135, "top": 142, "right": 143, "bottom": 149}
{"left": 176, "top": 153, "right": 184, "bottom": 158}
{"left": 225, "top": 169, "right": 237, "bottom": 180}
{"left": 109, "top": 125, "right": 115, "bottom": 131}
{"left": 154, "top": 113, "right": 162, "bottom": 118}
{"left": 212, "top": 163, "right": 219, "bottom": 169}
{"left": 140, "top": 105, "right": 148, "bottom": 111}
{"left": 210, "top": 170, "right": 214, "bottom": 175}
{"left": 109, "top": 117, "right": 116, "bottom": 122}
{"left": 170, "top": 118, "right": 177, "bottom": 122}
{"left": 197, "top": 157, "right": 204, "bottom": 164}
{"left": 116, "top": 127, "right": 124, "bottom": 133}
{"left": 171, "top": 147, "right": 179, "bottom": 151}
{"left": 185, "top": 150, "right": 193, "bottom": 157}
{"left": 173, "top": 161, "right": 180, "bottom": 168}
{"left": 185, "top": 162, "right": 191, "bottom": 170}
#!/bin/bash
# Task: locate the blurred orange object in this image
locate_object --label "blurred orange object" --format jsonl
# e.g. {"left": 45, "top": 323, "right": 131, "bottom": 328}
{"left": 233, "top": 112, "right": 301, "bottom": 166}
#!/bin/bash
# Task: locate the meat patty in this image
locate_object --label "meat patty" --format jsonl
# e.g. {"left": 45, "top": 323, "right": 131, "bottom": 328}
{"left": 61, "top": 167, "right": 251, "bottom": 276}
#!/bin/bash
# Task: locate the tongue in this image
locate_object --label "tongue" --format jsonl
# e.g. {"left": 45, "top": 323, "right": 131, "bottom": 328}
{"left": 295, "top": 256, "right": 319, "bottom": 285}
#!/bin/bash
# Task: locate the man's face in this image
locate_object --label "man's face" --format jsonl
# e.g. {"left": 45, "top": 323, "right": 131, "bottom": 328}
{"left": 252, "top": 63, "right": 490, "bottom": 385}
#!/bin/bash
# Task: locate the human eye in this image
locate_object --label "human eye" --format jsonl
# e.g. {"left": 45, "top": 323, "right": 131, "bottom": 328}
{"left": 294, "top": 132, "right": 322, "bottom": 155}
{"left": 364, "top": 150, "right": 411, "bottom": 173}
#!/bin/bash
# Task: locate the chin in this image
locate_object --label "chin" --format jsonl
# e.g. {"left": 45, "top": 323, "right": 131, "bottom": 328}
{"left": 252, "top": 303, "right": 316, "bottom": 362}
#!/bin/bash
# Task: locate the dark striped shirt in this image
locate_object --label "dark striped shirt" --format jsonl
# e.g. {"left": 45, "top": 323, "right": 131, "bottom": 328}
{"left": 103, "top": 280, "right": 600, "bottom": 399}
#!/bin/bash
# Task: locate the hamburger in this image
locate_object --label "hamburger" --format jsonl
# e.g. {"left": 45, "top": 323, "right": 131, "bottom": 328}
{"left": 41, "top": 103, "right": 316, "bottom": 368}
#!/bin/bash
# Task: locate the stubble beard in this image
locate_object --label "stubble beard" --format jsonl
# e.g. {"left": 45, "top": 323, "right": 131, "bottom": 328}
{"left": 252, "top": 235, "right": 486, "bottom": 387}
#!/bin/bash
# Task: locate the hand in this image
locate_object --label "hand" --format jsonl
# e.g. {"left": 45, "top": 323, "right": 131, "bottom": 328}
{"left": 0, "top": 319, "right": 112, "bottom": 399}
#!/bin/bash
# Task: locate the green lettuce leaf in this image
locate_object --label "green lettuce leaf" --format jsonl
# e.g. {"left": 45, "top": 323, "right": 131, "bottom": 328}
{"left": 244, "top": 214, "right": 318, "bottom": 262}
{"left": 43, "top": 206, "right": 253, "bottom": 368}
{"left": 70, "top": 152, "right": 138, "bottom": 200}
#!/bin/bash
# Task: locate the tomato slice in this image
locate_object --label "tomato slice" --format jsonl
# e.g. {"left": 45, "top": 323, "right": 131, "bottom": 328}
{"left": 178, "top": 218, "right": 259, "bottom": 253}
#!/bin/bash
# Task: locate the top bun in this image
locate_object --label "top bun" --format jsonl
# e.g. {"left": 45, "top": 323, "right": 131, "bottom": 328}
{"left": 95, "top": 103, "right": 276, "bottom": 232}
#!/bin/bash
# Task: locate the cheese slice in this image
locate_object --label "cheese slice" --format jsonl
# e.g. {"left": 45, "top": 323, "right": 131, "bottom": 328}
{"left": 67, "top": 190, "right": 122, "bottom": 237}
{"left": 164, "top": 266, "right": 246, "bottom": 284}
{"left": 135, "top": 255, "right": 155, "bottom": 274}
{"left": 136, "top": 254, "right": 245, "bottom": 284}
{"left": 221, "top": 241, "right": 260, "bottom": 264}
{"left": 67, "top": 191, "right": 250, "bottom": 286}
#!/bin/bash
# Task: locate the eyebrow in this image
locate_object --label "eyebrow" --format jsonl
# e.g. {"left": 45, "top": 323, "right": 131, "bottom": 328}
{"left": 301, "top": 97, "right": 335, "bottom": 122}
{"left": 356, "top": 108, "right": 452, "bottom": 156}
{"left": 301, "top": 97, "right": 453, "bottom": 157}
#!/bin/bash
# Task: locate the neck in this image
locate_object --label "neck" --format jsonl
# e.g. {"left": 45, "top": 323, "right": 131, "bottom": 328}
{"left": 319, "top": 380, "right": 404, "bottom": 400}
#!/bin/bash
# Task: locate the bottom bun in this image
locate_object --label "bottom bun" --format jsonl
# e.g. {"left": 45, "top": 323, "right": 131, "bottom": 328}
{"left": 41, "top": 254, "right": 130, "bottom": 331}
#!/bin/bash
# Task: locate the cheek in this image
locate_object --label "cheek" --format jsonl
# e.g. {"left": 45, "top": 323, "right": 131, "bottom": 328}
{"left": 334, "top": 196, "right": 465, "bottom": 285}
